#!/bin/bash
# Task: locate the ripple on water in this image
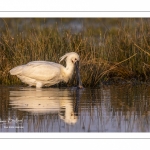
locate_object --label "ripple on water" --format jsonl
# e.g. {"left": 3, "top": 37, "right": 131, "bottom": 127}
{"left": 0, "top": 85, "right": 150, "bottom": 132}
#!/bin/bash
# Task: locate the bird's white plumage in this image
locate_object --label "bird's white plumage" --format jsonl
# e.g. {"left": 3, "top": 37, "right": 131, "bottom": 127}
{"left": 19, "top": 62, "right": 62, "bottom": 81}
{"left": 10, "top": 52, "right": 82, "bottom": 88}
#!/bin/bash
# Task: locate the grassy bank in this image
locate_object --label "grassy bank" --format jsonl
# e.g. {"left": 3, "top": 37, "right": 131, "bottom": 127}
{"left": 1, "top": 18, "right": 150, "bottom": 87}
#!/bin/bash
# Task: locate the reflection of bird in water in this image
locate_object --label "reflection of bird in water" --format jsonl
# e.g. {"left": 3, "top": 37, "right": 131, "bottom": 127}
{"left": 59, "top": 88, "right": 81, "bottom": 124}
{"left": 9, "top": 52, "right": 83, "bottom": 89}
{"left": 9, "top": 88, "right": 80, "bottom": 124}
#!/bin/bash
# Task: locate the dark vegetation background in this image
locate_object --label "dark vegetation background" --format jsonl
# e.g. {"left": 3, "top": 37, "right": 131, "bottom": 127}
{"left": 1, "top": 18, "right": 150, "bottom": 87}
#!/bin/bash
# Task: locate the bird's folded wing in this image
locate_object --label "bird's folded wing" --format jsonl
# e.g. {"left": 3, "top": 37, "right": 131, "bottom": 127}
{"left": 21, "top": 63, "right": 61, "bottom": 81}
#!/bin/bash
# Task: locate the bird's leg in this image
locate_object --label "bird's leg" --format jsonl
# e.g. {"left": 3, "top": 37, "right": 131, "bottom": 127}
{"left": 36, "top": 82, "right": 43, "bottom": 88}
{"left": 27, "top": 84, "right": 33, "bottom": 87}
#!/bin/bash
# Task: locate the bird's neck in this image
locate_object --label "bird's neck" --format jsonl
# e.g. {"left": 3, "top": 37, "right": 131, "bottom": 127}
{"left": 64, "top": 60, "right": 74, "bottom": 80}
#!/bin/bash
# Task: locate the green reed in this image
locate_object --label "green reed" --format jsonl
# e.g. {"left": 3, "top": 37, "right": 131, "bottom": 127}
{"left": 1, "top": 18, "right": 150, "bottom": 87}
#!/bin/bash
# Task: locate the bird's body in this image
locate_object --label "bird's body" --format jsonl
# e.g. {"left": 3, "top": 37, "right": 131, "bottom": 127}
{"left": 11, "top": 61, "right": 65, "bottom": 88}
{"left": 10, "top": 52, "right": 83, "bottom": 88}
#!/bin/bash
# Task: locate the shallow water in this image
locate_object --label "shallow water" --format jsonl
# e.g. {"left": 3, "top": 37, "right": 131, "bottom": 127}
{"left": 1, "top": 85, "right": 150, "bottom": 132}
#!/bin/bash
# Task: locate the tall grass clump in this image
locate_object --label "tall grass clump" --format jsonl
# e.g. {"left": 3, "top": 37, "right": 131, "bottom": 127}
{"left": 1, "top": 18, "right": 150, "bottom": 87}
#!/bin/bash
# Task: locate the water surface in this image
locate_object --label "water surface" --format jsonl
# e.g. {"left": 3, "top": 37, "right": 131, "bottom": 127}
{"left": 0, "top": 85, "right": 150, "bottom": 132}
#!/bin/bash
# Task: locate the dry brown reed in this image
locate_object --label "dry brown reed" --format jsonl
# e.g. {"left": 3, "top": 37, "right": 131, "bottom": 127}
{"left": 1, "top": 18, "right": 150, "bottom": 87}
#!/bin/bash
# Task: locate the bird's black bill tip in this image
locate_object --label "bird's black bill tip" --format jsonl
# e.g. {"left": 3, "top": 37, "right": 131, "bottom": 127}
{"left": 75, "top": 61, "right": 83, "bottom": 89}
{"left": 77, "top": 85, "right": 84, "bottom": 89}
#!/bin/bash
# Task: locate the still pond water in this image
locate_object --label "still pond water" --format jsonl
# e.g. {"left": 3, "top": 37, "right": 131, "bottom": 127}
{"left": 0, "top": 84, "right": 150, "bottom": 132}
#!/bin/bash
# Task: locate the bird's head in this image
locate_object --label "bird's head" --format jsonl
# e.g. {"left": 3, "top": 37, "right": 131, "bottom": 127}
{"left": 59, "top": 52, "right": 83, "bottom": 89}
{"left": 59, "top": 52, "right": 80, "bottom": 64}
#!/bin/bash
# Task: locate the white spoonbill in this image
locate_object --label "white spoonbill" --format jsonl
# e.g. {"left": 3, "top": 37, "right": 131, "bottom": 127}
{"left": 9, "top": 52, "right": 83, "bottom": 88}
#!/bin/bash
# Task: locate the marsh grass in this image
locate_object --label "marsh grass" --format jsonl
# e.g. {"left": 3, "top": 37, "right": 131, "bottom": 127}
{"left": 1, "top": 18, "right": 150, "bottom": 87}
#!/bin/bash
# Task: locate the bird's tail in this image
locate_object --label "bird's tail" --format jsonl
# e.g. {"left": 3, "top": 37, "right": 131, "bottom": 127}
{"left": 9, "top": 65, "right": 24, "bottom": 75}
